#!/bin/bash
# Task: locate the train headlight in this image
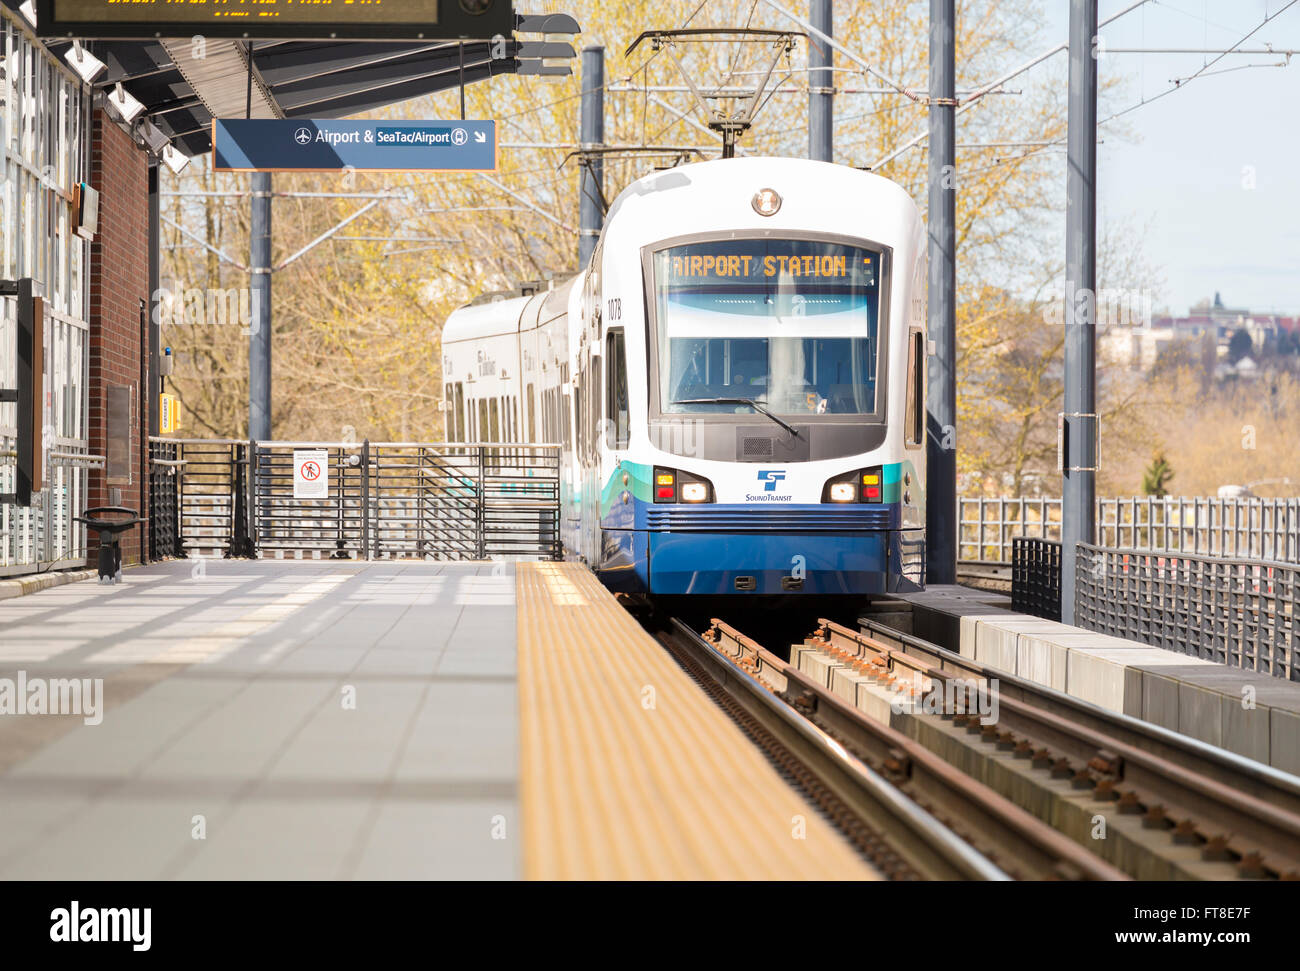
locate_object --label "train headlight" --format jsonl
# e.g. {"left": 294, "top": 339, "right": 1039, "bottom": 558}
{"left": 828, "top": 482, "right": 855, "bottom": 503}
{"left": 680, "top": 482, "right": 708, "bottom": 503}
{"left": 822, "top": 467, "right": 885, "bottom": 503}
{"left": 653, "top": 467, "right": 715, "bottom": 503}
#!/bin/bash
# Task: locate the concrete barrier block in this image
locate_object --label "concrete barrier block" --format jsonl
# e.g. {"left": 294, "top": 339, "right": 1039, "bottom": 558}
{"left": 1270, "top": 708, "right": 1300, "bottom": 777}
{"left": 1222, "top": 692, "right": 1271, "bottom": 765}
{"left": 1016, "top": 634, "right": 1069, "bottom": 692}
{"left": 973, "top": 624, "right": 1020, "bottom": 674}
{"left": 1066, "top": 649, "right": 1130, "bottom": 714}
{"left": 1178, "top": 681, "right": 1224, "bottom": 749}
{"left": 972, "top": 618, "right": 1073, "bottom": 676}
{"left": 1065, "top": 647, "right": 1176, "bottom": 715}
{"left": 1135, "top": 667, "right": 1182, "bottom": 732}
{"left": 957, "top": 614, "right": 982, "bottom": 660}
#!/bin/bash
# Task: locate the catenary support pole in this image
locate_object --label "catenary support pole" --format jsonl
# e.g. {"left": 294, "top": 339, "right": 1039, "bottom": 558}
{"left": 1062, "top": 0, "right": 1098, "bottom": 624}
{"left": 249, "top": 171, "right": 272, "bottom": 440}
{"left": 808, "top": 0, "right": 833, "bottom": 162}
{"left": 148, "top": 164, "right": 160, "bottom": 436}
{"left": 578, "top": 45, "right": 605, "bottom": 268}
{"left": 925, "top": 0, "right": 957, "bottom": 585}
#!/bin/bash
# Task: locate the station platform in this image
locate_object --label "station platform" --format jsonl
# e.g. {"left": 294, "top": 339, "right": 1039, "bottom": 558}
{"left": 0, "top": 559, "right": 870, "bottom": 880}
{"left": 892, "top": 585, "right": 1300, "bottom": 775}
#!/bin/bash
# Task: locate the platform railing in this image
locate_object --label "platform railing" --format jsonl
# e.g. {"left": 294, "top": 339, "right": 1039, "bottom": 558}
{"left": 1010, "top": 537, "right": 1061, "bottom": 622}
{"left": 1075, "top": 544, "right": 1298, "bottom": 682}
{"left": 1, "top": 444, "right": 104, "bottom": 576}
{"left": 960, "top": 496, "right": 1300, "bottom": 565}
{"left": 149, "top": 438, "right": 561, "bottom": 562}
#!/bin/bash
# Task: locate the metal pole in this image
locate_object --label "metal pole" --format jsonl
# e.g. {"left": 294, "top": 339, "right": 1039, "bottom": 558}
{"left": 578, "top": 45, "right": 605, "bottom": 268}
{"left": 148, "top": 164, "right": 160, "bottom": 436}
{"left": 808, "top": 0, "right": 833, "bottom": 162}
{"left": 1062, "top": 0, "right": 1098, "bottom": 625}
{"left": 249, "top": 171, "right": 272, "bottom": 440}
{"left": 925, "top": 0, "right": 957, "bottom": 586}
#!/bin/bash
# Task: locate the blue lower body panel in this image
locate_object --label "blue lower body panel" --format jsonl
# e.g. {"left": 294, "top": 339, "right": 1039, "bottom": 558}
{"left": 595, "top": 528, "right": 650, "bottom": 593}
{"left": 646, "top": 531, "right": 889, "bottom": 596}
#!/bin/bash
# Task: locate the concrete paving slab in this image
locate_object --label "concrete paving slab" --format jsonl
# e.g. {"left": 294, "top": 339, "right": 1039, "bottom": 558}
{"left": 0, "top": 559, "right": 522, "bottom": 879}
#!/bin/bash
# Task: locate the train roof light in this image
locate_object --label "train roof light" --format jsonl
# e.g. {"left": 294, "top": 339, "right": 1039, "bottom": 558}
{"left": 751, "top": 188, "right": 782, "bottom": 217}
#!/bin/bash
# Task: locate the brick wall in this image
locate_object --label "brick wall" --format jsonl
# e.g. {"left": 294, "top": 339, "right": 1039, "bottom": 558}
{"left": 87, "top": 110, "right": 150, "bottom": 567}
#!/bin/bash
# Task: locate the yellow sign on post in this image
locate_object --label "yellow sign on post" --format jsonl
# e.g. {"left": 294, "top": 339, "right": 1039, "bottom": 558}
{"left": 159, "top": 393, "right": 181, "bottom": 434}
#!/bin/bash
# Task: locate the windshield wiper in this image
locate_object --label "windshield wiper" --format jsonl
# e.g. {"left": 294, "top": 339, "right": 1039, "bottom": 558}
{"left": 671, "top": 397, "right": 801, "bottom": 438}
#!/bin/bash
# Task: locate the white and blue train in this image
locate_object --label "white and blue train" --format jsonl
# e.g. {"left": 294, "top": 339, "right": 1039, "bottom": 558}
{"left": 441, "top": 156, "right": 927, "bottom": 599}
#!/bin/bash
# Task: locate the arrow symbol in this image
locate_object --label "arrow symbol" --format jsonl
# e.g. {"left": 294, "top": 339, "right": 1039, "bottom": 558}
{"left": 474, "top": 131, "right": 487, "bottom": 144}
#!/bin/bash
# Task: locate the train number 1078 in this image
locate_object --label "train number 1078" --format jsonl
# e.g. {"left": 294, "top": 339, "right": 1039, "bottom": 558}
{"left": 606, "top": 298, "right": 622, "bottom": 322}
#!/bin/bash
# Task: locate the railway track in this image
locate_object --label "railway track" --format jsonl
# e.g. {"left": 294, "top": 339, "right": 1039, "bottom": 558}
{"left": 851, "top": 616, "right": 1300, "bottom": 880}
{"left": 657, "top": 617, "right": 1125, "bottom": 881}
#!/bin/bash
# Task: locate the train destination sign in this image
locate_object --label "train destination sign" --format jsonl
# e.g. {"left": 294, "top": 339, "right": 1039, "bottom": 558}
{"left": 660, "top": 242, "right": 878, "bottom": 287}
{"left": 213, "top": 119, "right": 497, "bottom": 173}
{"left": 37, "top": 0, "right": 513, "bottom": 41}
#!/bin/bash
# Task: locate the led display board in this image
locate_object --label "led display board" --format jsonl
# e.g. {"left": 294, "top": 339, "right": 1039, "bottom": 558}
{"left": 37, "top": 0, "right": 513, "bottom": 41}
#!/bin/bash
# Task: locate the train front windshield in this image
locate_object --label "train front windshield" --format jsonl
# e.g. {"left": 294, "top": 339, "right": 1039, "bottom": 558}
{"left": 652, "top": 238, "right": 882, "bottom": 417}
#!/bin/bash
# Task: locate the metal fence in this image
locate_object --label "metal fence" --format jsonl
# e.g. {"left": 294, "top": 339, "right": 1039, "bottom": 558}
{"left": 960, "top": 496, "right": 1300, "bottom": 564}
{"left": 148, "top": 438, "right": 561, "bottom": 562}
{"left": 1075, "top": 544, "right": 1298, "bottom": 682}
{"left": 1010, "top": 537, "right": 1061, "bottom": 622}
{"left": 959, "top": 497, "right": 1060, "bottom": 563}
{"left": 1, "top": 444, "right": 104, "bottom": 576}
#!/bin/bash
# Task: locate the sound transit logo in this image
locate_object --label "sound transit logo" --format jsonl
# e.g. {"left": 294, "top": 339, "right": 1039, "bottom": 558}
{"left": 747, "top": 469, "right": 792, "bottom": 502}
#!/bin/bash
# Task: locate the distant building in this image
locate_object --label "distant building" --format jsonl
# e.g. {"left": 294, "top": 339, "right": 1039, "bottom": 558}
{"left": 1100, "top": 291, "right": 1299, "bottom": 370}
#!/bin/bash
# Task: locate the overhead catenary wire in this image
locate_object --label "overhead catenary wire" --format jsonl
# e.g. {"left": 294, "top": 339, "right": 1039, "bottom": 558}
{"left": 1098, "top": 0, "right": 1300, "bottom": 127}
{"left": 867, "top": 0, "right": 1157, "bottom": 172}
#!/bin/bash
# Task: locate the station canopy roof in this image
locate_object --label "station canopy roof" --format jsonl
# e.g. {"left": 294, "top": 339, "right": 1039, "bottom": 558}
{"left": 4, "top": 3, "right": 580, "bottom": 157}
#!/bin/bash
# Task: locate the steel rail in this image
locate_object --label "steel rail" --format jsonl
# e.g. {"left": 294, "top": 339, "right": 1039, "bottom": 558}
{"left": 839, "top": 618, "right": 1300, "bottom": 878}
{"left": 703, "top": 619, "right": 1126, "bottom": 882}
{"left": 662, "top": 618, "right": 1007, "bottom": 881}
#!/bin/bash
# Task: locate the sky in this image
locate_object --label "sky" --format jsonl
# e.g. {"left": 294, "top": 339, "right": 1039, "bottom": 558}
{"left": 1044, "top": 0, "right": 1300, "bottom": 314}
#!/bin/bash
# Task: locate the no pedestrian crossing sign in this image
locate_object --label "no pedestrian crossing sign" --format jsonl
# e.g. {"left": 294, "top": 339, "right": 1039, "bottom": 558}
{"left": 293, "top": 449, "right": 329, "bottom": 500}
{"left": 213, "top": 119, "right": 497, "bottom": 173}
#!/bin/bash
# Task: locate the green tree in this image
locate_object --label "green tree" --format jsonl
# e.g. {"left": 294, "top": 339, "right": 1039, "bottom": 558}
{"left": 1142, "top": 452, "right": 1174, "bottom": 497}
{"left": 1228, "top": 328, "right": 1253, "bottom": 363}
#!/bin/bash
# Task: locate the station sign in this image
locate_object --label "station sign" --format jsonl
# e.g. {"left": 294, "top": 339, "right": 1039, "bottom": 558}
{"left": 213, "top": 119, "right": 498, "bottom": 173}
{"left": 37, "top": 0, "right": 513, "bottom": 42}
{"left": 293, "top": 450, "right": 329, "bottom": 500}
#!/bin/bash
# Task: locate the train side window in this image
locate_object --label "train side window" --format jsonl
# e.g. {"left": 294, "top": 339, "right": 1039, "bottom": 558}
{"left": 526, "top": 384, "right": 536, "bottom": 442}
{"left": 478, "top": 399, "right": 488, "bottom": 442}
{"left": 591, "top": 358, "right": 603, "bottom": 458}
{"left": 576, "top": 365, "right": 586, "bottom": 458}
{"left": 905, "top": 330, "right": 924, "bottom": 448}
{"left": 489, "top": 398, "right": 500, "bottom": 442}
{"left": 454, "top": 383, "right": 465, "bottom": 442}
{"left": 605, "top": 330, "right": 629, "bottom": 449}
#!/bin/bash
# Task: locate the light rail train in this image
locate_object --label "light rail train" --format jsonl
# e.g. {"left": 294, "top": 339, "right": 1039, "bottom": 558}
{"left": 441, "top": 156, "right": 927, "bottom": 600}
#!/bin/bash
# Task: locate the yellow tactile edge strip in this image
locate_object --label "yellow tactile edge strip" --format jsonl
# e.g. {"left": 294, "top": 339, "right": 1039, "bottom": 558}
{"left": 517, "top": 562, "right": 877, "bottom": 880}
